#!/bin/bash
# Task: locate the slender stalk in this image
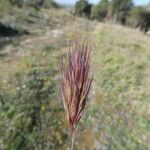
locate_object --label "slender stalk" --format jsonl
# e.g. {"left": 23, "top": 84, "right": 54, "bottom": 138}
{"left": 71, "top": 129, "right": 75, "bottom": 150}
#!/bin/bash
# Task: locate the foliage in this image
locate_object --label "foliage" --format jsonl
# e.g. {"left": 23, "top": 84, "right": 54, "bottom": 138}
{"left": 74, "top": 0, "right": 92, "bottom": 18}
{"left": 74, "top": 0, "right": 150, "bottom": 33}
{"left": 8, "top": 0, "right": 60, "bottom": 9}
{"left": 126, "top": 6, "right": 150, "bottom": 32}
{"left": 0, "top": 0, "right": 11, "bottom": 16}
{"left": 126, "top": 6, "right": 144, "bottom": 28}
{"left": 111, "top": 0, "right": 133, "bottom": 24}
{"left": 91, "top": 0, "right": 109, "bottom": 21}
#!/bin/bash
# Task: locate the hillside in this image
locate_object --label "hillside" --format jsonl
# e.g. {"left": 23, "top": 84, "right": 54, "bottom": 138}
{"left": 0, "top": 7, "right": 150, "bottom": 150}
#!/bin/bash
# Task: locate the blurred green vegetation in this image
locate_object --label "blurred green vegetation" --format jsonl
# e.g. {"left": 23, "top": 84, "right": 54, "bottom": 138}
{"left": 91, "top": 23, "right": 150, "bottom": 150}
{"left": 0, "top": 42, "right": 71, "bottom": 150}
{"left": 75, "top": 0, "right": 150, "bottom": 33}
{"left": 91, "top": 0, "right": 109, "bottom": 21}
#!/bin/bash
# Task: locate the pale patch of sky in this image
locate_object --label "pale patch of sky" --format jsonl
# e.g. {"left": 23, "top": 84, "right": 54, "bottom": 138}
{"left": 54, "top": 0, "right": 150, "bottom": 6}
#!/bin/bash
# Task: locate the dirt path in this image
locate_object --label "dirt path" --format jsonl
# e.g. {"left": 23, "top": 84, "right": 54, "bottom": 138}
{"left": 0, "top": 28, "right": 64, "bottom": 73}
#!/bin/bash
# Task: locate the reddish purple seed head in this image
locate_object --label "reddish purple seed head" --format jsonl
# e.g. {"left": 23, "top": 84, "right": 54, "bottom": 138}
{"left": 60, "top": 39, "right": 93, "bottom": 134}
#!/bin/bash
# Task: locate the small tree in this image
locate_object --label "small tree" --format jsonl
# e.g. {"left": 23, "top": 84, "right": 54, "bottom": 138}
{"left": 139, "top": 9, "right": 150, "bottom": 33}
{"left": 126, "top": 6, "right": 143, "bottom": 28}
{"left": 111, "top": 0, "right": 133, "bottom": 24}
{"left": 75, "top": 0, "right": 92, "bottom": 18}
{"left": 126, "top": 6, "right": 150, "bottom": 33}
{"left": 91, "top": 0, "right": 109, "bottom": 21}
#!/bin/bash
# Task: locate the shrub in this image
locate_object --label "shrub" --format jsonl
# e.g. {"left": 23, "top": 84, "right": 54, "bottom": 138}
{"left": 111, "top": 0, "right": 133, "bottom": 24}
{"left": 75, "top": 0, "right": 92, "bottom": 18}
{"left": 126, "top": 6, "right": 150, "bottom": 33}
{"left": 91, "top": 0, "right": 109, "bottom": 21}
